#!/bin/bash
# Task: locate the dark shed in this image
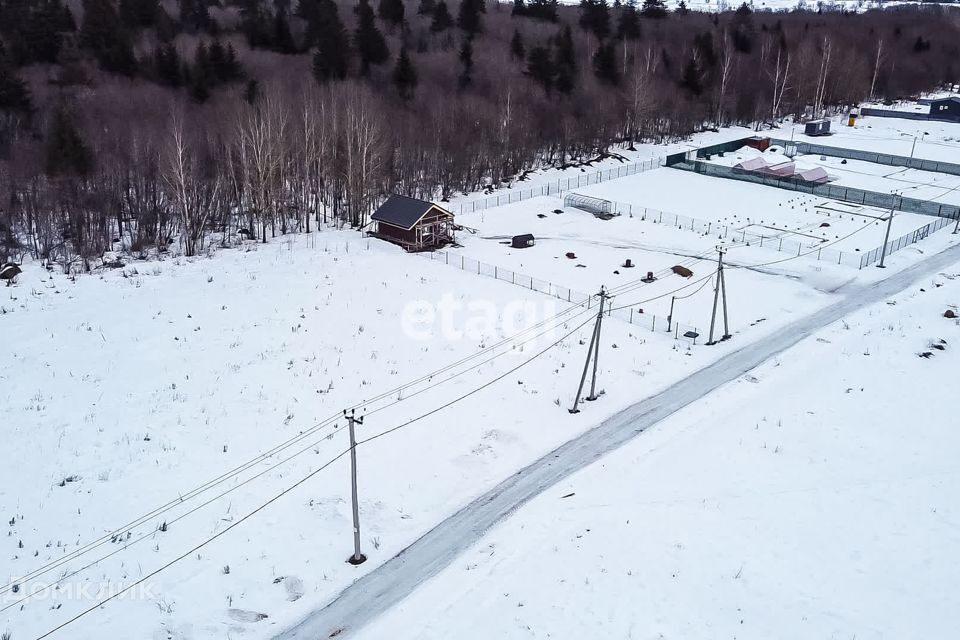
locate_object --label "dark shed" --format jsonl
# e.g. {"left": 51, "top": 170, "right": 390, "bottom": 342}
{"left": 370, "top": 195, "right": 455, "bottom": 251}
{"left": 511, "top": 234, "right": 535, "bottom": 248}
{"left": 929, "top": 97, "right": 960, "bottom": 122}
{"left": 804, "top": 119, "right": 831, "bottom": 137}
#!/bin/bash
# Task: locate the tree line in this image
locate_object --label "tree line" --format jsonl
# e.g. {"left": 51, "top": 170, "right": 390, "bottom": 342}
{"left": 0, "top": 0, "right": 958, "bottom": 270}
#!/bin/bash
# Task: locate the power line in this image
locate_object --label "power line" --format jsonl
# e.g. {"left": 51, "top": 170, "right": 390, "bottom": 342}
{"left": 5, "top": 303, "right": 598, "bottom": 609}
{"left": 33, "top": 448, "right": 352, "bottom": 640}
{"left": 34, "top": 303, "right": 599, "bottom": 639}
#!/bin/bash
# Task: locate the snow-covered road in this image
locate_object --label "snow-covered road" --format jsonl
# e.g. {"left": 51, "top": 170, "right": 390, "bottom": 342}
{"left": 276, "top": 240, "right": 960, "bottom": 640}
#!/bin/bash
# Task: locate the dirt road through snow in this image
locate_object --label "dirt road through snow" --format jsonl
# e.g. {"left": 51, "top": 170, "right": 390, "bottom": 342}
{"left": 276, "top": 240, "right": 960, "bottom": 640}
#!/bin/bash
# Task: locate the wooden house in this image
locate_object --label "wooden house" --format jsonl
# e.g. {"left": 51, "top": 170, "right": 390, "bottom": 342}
{"left": 369, "top": 195, "right": 456, "bottom": 252}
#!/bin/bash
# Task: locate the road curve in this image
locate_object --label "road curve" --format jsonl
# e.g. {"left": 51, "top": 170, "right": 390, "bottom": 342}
{"left": 276, "top": 240, "right": 960, "bottom": 640}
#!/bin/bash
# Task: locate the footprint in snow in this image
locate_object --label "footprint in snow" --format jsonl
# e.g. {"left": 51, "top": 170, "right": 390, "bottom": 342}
{"left": 744, "top": 375, "right": 760, "bottom": 384}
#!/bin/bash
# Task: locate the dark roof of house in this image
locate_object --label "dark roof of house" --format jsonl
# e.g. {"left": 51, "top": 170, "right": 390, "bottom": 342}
{"left": 512, "top": 234, "right": 535, "bottom": 242}
{"left": 372, "top": 195, "right": 450, "bottom": 230}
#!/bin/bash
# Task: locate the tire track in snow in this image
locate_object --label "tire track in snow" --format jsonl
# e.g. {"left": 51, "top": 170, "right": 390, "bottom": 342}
{"left": 276, "top": 240, "right": 960, "bottom": 640}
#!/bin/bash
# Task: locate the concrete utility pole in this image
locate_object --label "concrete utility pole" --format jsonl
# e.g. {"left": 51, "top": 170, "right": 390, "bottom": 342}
{"left": 666, "top": 295, "right": 677, "bottom": 333}
{"left": 344, "top": 409, "right": 366, "bottom": 565}
{"left": 953, "top": 212, "right": 960, "bottom": 235}
{"left": 569, "top": 287, "right": 607, "bottom": 414}
{"left": 878, "top": 194, "right": 899, "bottom": 268}
{"left": 707, "top": 247, "right": 732, "bottom": 345}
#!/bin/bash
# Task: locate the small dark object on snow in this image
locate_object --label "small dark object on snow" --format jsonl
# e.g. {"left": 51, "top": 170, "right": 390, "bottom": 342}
{"left": 560, "top": 492, "right": 576, "bottom": 499}
{"left": 511, "top": 234, "right": 535, "bottom": 248}
{"left": 553, "top": 209, "right": 563, "bottom": 214}
{"left": 819, "top": 222, "right": 830, "bottom": 228}
{"left": 238, "top": 228, "right": 254, "bottom": 240}
{"left": 565, "top": 252, "right": 576, "bottom": 259}
{"left": 623, "top": 259, "right": 634, "bottom": 268}
{"left": 672, "top": 265, "right": 694, "bottom": 278}
{"left": 919, "top": 351, "right": 933, "bottom": 358}
{"left": 944, "top": 309, "right": 957, "bottom": 319}
{"left": 0, "top": 263, "right": 21, "bottom": 281}
{"left": 841, "top": 159, "right": 848, "bottom": 164}
{"left": 537, "top": 213, "right": 547, "bottom": 218}
{"left": 931, "top": 343, "right": 946, "bottom": 351}
{"left": 613, "top": 270, "right": 620, "bottom": 275}
{"left": 683, "top": 330, "right": 699, "bottom": 339}
{"left": 641, "top": 271, "right": 657, "bottom": 283}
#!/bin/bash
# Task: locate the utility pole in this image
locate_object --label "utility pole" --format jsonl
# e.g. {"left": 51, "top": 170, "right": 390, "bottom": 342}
{"left": 707, "top": 247, "right": 732, "bottom": 345}
{"left": 953, "top": 212, "right": 959, "bottom": 235}
{"left": 569, "top": 287, "right": 607, "bottom": 414}
{"left": 877, "top": 194, "right": 899, "bottom": 268}
{"left": 666, "top": 295, "right": 676, "bottom": 333}
{"left": 344, "top": 409, "right": 366, "bottom": 565}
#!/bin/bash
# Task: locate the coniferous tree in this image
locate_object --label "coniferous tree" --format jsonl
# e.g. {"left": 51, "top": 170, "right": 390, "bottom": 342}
{"left": 120, "top": 0, "right": 160, "bottom": 29}
{"left": 579, "top": 0, "right": 610, "bottom": 40}
{"left": 378, "top": 0, "right": 405, "bottom": 27}
{"left": 617, "top": 0, "right": 641, "bottom": 40}
{"left": 527, "top": 0, "right": 558, "bottom": 21}
{"left": 730, "top": 3, "right": 755, "bottom": 53}
{"left": 392, "top": 46, "right": 417, "bottom": 99}
{"left": 458, "top": 38, "right": 473, "bottom": 88}
{"left": 273, "top": 8, "right": 298, "bottom": 53}
{"left": 457, "top": 0, "right": 483, "bottom": 37}
{"left": 355, "top": 0, "right": 389, "bottom": 74}
{"left": 154, "top": 42, "right": 183, "bottom": 86}
{"left": 188, "top": 41, "right": 212, "bottom": 102}
{"left": 675, "top": 0, "right": 689, "bottom": 16}
{"left": 80, "top": 0, "right": 138, "bottom": 74}
{"left": 178, "top": 0, "right": 213, "bottom": 33}
{"left": 510, "top": 29, "right": 526, "bottom": 60}
{"left": 512, "top": 0, "right": 526, "bottom": 16}
{"left": 243, "top": 78, "right": 259, "bottom": 104}
{"left": 526, "top": 45, "right": 555, "bottom": 93}
{"left": 680, "top": 55, "right": 702, "bottom": 94}
{"left": 311, "top": 0, "right": 351, "bottom": 81}
{"left": 640, "top": 0, "right": 667, "bottom": 19}
{"left": 0, "top": 60, "right": 34, "bottom": 118}
{"left": 592, "top": 40, "right": 618, "bottom": 84}
{"left": 430, "top": 0, "right": 453, "bottom": 32}
{"left": 554, "top": 24, "right": 576, "bottom": 94}
{"left": 45, "top": 104, "right": 92, "bottom": 176}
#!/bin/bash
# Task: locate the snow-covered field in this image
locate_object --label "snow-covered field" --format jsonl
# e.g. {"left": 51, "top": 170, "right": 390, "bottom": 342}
{"left": 562, "top": 166, "right": 935, "bottom": 254}
{"left": 3, "top": 107, "right": 960, "bottom": 640}
{"left": 355, "top": 254, "right": 960, "bottom": 640}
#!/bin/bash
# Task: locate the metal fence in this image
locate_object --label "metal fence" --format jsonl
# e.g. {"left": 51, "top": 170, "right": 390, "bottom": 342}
{"left": 768, "top": 137, "right": 960, "bottom": 177}
{"left": 420, "top": 249, "right": 701, "bottom": 344}
{"left": 453, "top": 157, "right": 665, "bottom": 215}
{"left": 859, "top": 215, "right": 956, "bottom": 267}
{"left": 607, "top": 200, "right": 864, "bottom": 268}
{"left": 678, "top": 160, "right": 960, "bottom": 221}
{"left": 606, "top": 196, "right": 955, "bottom": 269}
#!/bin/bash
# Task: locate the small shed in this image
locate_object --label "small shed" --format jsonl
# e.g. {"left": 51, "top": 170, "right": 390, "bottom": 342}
{"left": 929, "top": 97, "right": 960, "bottom": 122}
{"left": 796, "top": 166, "right": 832, "bottom": 184}
{"left": 804, "top": 119, "right": 831, "bottom": 137}
{"left": 744, "top": 137, "right": 771, "bottom": 152}
{"left": 511, "top": 234, "right": 535, "bottom": 249}
{"left": 370, "top": 195, "right": 455, "bottom": 252}
{"left": 735, "top": 157, "right": 770, "bottom": 171}
{"left": 762, "top": 161, "right": 797, "bottom": 177}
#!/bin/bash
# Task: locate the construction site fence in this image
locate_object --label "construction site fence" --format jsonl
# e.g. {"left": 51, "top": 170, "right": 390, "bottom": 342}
{"left": 676, "top": 160, "right": 960, "bottom": 222}
{"left": 421, "top": 249, "right": 701, "bottom": 345}
{"left": 767, "top": 137, "right": 960, "bottom": 178}
{"left": 454, "top": 157, "right": 665, "bottom": 215}
{"left": 606, "top": 198, "right": 954, "bottom": 269}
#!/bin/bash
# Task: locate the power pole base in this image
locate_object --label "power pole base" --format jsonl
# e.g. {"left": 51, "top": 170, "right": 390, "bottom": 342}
{"left": 876, "top": 264, "right": 887, "bottom": 269}
{"left": 347, "top": 554, "right": 368, "bottom": 565}
{"left": 568, "top": 408, "right": 581, "bottom": 414}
